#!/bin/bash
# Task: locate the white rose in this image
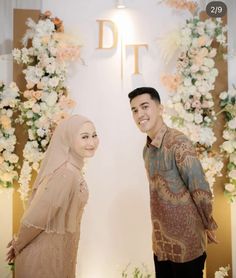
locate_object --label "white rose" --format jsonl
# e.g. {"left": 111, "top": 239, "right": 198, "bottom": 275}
{"left": 204, "top": 57, "right": 215, "bottom": 68}
{"left": 205, "top": 93, "right": 212, "bottom": 100}
{"left": 210, "top": 68, "right": 219, "bottom": 77}
{"left": 28, "top": 130, "right": 36, "bottom": 140}
{"left": 45, "top": 91, "right": 58, "bottom": 106}
{"left": 37, "top": 128, "right": 45, "bottom": 137}
{"left": 207, "top": 101, "right": 214, "bottom": 108}
{"left": 184, "top": 78, "right": 192, "bottom": 87}
{"left": 194, "top": 114, "right": 203, "bottom": 124}
{"left": 189, "top": 86, "right": 197, "bottom": 94}
{"left": 208, "top": 48, "right": 217, "bottom": 58}
{"left": 199, "top": 127, "right": 216, "bottom": 146}
{"left": 6, "top": 110, "right": 13, "bottom": 118}
{"left": 228, "top": 118, "right": 236, "bottom": 129}
{"left": 35, "top": 67, "right": 44, "bottom": 78}
{"left": 41, "top": 139, "right": 48, "bottom": 147}
{"left": 214, "top": 271, "right": 224, "bottom": 278}
{"left": 219, "top": 91, "right": 228, "bottom": 100}
{"left": 46, "top": 64, "right": 56, "bottom": 74}
{"left": 230, "top": 153, "right": 236, "bottom": 165}
{"left": 185, "top": 113, "right": 194, "bottom": 122}
{"left": 201, "top": 65, "right": 210, "bottom": 72}
{"left": 190, "top": 65, "right": 199, "bottom": 73}
{"left": 198, "top": 85, "right": 208, "bottom": 94}
{"left": 225, "top": 183, "right": 235, "bottom": 193}
{"left": 221, "top": 141, "right": 234, "bottom": 153}
{"left": 32, "top": 104, "right": 41, "bottom": 114}
{"left": 216, "top": 34, "right": 226, "bottom": 44}
{"left": 26, "top": 110, "right": 34, "bottom": 118}
{"left": 9, "top": 154, "right": 19, "bottom": 163}
{"left": 32, "top": 37, "right": 42, "bottom": 49}
{"left": 48, "top": 77, "right": 59, "bottom": 88}
{"left": 229, "top": 169, "right": 236, "bottom": 179}
{"left": 12, "top": 48, "right": 21, "bottom": 62}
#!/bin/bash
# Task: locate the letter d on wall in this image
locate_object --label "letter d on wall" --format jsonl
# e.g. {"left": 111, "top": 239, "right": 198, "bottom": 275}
{"left": 96, "top": 20, "right": 118, "bottom": 49}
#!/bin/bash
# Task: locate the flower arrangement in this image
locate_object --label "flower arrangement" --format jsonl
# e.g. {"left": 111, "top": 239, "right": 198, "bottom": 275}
{"left": 157, "top": 0, "right": 197, "bottom": 14}
{"left": 219, "top": 86, "right": 236, "bottom": 202}
{"left": 161, "top": 16, "right": 226, "bottom": 191}
{"left": 215, "top": 265, "right": 230, "bottom": 278}
{"left": 12, "top": 11, "right": 79, "bottom": 201}
{"left": 0, "top": 82, "right": 20, "bottom": 189}
{"left": 122, "top": 263, "right": 152, "bottom": 278}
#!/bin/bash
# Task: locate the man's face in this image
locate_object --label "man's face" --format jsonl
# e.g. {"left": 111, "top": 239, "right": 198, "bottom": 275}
{"left": 130, "top": 93, "right": 163, "bottom": 138}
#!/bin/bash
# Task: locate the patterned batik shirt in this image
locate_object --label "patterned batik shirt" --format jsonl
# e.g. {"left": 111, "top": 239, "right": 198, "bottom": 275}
{"left": 143, "top": 123, "right": 217, "bottom": 263}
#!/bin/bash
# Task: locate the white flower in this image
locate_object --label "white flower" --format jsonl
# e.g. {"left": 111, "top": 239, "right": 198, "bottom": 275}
{"left": 28, "top": 129, "right": 36, "bottom": 140}
{"left": 228, "top": 118, "right": 236, "bottom": 129}
{"left": 46, "top": 63, "right": 56, "bottom": 74}
{"left": 199, "top": 127, "right": 216, "bottom": 146}
{"left": 208, "top": 48, "right": 217, "bottom": 58}
{"left": 37, "top": 128, "right": 46, "bottom": 137}
{"left": 45, "top": 91, "right": 58, "bottom": 106}
{"left": 216, "top": 34, "right": 226, "bottom": 45}
{"left": 184, "top": 78, "right": 192, "bottom": 87}
{"left": 48, "top": 77, "right": 60, "bottom": 87}
{"left": 41, "top": 139, "right": 48, "bottom": 147}
{"left": 12, "top": 48, "right": 21, "bottom": 63}
{"left": 203, "top": 58, "right": 215, "bottom": 68}
{"left": 221, "top": 141, "right": 235, "bottom": 154}
{"left": 225, "top": 183, "right": 235, "bottom": 193}
{"left": 32, "top": 104, "right": 41, "bottom": 114}
{"left": 194, "top": 113, "right": 203, "bottom": 124}
{"left": 26, "top": 110, "right": 34, "bottom": 118}
{"left": 214, "top": 265, "right": 230, "bottom": 278}
{"left": 35, "top": 67, "right": 44, "bottom": 78}
{"left": 230, "top": 153, "right": 236, "bottom": 165}
{"left": 220, "top": 91, "right": 228, "bottom": 100}
{"left": 185, "top": 113, "right": 194, "bottom": 122}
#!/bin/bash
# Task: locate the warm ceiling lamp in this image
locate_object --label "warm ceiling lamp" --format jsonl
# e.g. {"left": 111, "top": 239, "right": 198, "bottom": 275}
{"left": 116, "top": 0, "right": 126, "bottom": 9}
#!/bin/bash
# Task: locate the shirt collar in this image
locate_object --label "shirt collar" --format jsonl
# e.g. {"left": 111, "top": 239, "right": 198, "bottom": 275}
{"left": 146, "top": 123, "right": 168, "bottom": 148}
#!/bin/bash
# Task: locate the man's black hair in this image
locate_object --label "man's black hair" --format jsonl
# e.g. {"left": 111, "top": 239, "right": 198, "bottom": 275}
{"left": 128, "top": 87, "right": 161, "bottom": 103}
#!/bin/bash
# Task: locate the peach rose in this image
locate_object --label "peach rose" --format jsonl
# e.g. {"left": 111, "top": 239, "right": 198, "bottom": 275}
{"left": 23, "top": 90, "right": 32, "bottom": 99}
{"left": 0, "top": 115, "right": 11, "bottom": 129}
{"left": 32, "top": 90, "right": 42, "bottom": 100}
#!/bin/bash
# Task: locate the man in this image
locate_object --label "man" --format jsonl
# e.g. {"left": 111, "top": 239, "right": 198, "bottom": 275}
{"left": 128, "top": 87, "right": 218, "bottom": 278}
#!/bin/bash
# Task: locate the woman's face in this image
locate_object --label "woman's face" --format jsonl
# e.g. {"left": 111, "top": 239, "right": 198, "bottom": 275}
{"left": 74, "top": 122, "right": 99, "bottom": 158}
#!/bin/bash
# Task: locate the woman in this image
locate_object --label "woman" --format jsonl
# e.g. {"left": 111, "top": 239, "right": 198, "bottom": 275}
{"left": 6, "top": 114, "right": 99, "bottom": 278}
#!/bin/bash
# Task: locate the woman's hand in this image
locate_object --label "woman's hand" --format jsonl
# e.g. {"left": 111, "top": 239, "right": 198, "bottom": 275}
{"left": 6, "top": 240, "right": 16, "bottom": 263}
{"left": 206, "top": 230, "right": 218, "bottom": 244}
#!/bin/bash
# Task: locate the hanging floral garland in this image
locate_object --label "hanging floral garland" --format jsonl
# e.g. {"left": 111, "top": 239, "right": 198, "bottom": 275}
{"left": 0, "top": 82, "right": 20, "bottom": 190}
{"left": 157, "top": 0, "right": 197, "bottom": 14}
{"left": 160, "top": 16, "right": 227, "bottom": 192}
{"left": 219, "top": 86, "right": 236, "bottom": 202}
{"left": 12, "top": 11, "right": 80, "bottom": 201}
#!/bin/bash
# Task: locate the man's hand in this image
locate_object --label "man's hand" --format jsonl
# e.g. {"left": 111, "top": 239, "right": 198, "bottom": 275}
{"left": 206, "top": 230, "right": 218, "bottom": 244}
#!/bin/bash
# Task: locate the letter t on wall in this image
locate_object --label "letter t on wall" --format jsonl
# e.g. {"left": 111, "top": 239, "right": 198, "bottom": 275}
{"left": 126, "top": 44, "right": 148, "bottom": 74}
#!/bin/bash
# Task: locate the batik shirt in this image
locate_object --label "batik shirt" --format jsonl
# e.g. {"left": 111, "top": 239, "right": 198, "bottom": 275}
{"left": 143, "top": 123, "right": 217, "bottom": 263}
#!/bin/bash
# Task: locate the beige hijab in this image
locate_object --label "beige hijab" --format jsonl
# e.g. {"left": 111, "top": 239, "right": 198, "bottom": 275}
{"left": 22, "top": 114, "right": 92, "bottom": 233}
{"left": 33, "top": 114, "right": 91, "bottom": 191}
